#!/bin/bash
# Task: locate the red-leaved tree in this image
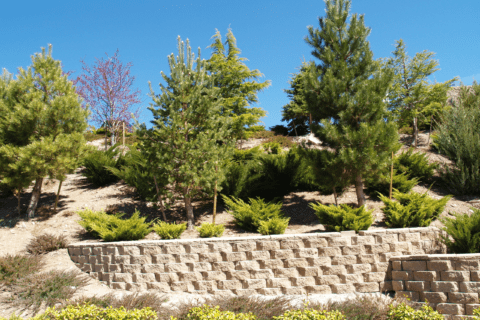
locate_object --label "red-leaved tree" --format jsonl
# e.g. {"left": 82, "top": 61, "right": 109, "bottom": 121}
{"left": 74, "top": 50, "right": 141, "bottom": 149}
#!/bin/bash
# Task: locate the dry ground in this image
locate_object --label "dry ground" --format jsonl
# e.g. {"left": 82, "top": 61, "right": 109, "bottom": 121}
{"left": 0, "top": 132, "right": 479, "bottom": 317}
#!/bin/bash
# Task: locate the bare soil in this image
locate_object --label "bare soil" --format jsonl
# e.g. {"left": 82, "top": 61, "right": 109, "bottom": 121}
{"left": 0, "top": 132, "right": 479, "bottom": 318}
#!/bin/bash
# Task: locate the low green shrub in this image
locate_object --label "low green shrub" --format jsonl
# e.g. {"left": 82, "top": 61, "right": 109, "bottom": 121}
{"left": 310, "top": 204, "right": 373, "bottom": 232}
{"left": 262, "top": 142, "right": 283, "bottom": 154}
{"left": 0, "top": 254, "right": 43, "bottom": 286}
{"left": 273, "top": 308, "right": 346, "bottom": 320}
{"left": 81, "top": 143, "right": 125, "bottom": 187}
{"left": 365, "top": 170, "right": 418, "bottom": 197}
{"left": 222, "top": 195, "right": 285, "bottom": 232}
{"left": 12, "top": 270, "right": 89, "bottom": 312}
{"left": 154, "top": 222, "right": 187, "bottom": 239}
{"left": 36, "top": 302, "right": 157, "bottom": 320}
{"left": 441, "top": 209, "right": 480, "bottom": 253}
{"left": 180, "top": 305, "right": 256, "bottom": 320}
{"left": 258, "top": 217, "right": 290, "bottom": 235}
{"left": 395, "top": 148, "right": 437, "bottom": 182}
{"left": 26, "top": 233, "right": 68, "bottom": 255}
{"left": 398, "top": 126, "right": 413, "bottom": 135}
{"left": 196, "top": 223, "right": 225, "bottom": 238}
{"left": 380, "top": 190, "right": 451, "bottom": 228}
{"left": 387, "top": 302, "right": 444, "bottom": 319}
{"left": 77, "top": 209, "right": 152, "bottom": 241}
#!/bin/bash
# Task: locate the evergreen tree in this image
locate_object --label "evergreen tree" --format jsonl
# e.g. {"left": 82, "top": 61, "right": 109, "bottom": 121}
{"left": 386, "top": 39, "right": 456, "bottom": 147}
{"left": 143, "top": 36, "right": 234, "bottom": 229}
{"left": 0, "top": 45, "right": 88, "bottom": 217}
{"left": 303, "top": 0, "right": 399, "bottom": 207}
{"left": 206, "top": 29, "right": 271, "bottom": 141}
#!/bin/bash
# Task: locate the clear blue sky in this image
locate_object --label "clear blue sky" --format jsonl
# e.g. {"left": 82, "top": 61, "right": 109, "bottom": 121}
{"left": 1, "top": 0, "right": 479, "bottom": 130}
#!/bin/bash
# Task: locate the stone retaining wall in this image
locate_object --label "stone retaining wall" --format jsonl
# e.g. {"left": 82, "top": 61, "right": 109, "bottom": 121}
{"left": 68, "top": 227, "right": 441, "bottom": 296}
{"left": 392, "top": 254, "right": 480, "bottom": 319}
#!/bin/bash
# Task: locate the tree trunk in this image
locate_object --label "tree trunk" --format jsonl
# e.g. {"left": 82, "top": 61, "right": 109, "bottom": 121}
{"left": 427, "top": 114, "right": 433, "bottom": 145}
{"left": 184, "top": 192, "right": 195, "bottom": 230}
{"left": 333, "top": 187, "right": 338, "bottom": 206}
{"left": 212, "top": 165, "right": 218, "bottom": 225}
{"left": 153, "top": 175, "right": 167, "bottom": 222}
{"left": 54, "top": 180, "right": 63, "bottom": 212}
{"left": 293, "top": 119, "right": 298, "bottom": 137}
{"left": 354, "top": 174, "right": 366, "bottom": 207}
{"left": 104, "top": 130, "right": 108, "bottom": 151}
{"left": 309, "top": 113, "right": 313, "bottom": 133}
{"left": 26, "top": 178, "right": 43, "bottom": 218}
{"left": 413, "top": 117, "right": 418, "bottom": 148}
{"left": 389, "top": 151, "right": 394, "bottom": 200}
{"left": 15, "top": 190, "right": 21, "bottom": 215}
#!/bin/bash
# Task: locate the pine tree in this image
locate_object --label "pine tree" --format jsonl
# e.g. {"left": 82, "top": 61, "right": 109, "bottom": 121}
{"left": 143, "top": 36, "right": 235, "bottom": 229}
{"left": 386, "top": 39, "right": 456, "bottom": 147}
{"left": 0, "top": 45, "right": 88, "bottom": 218}
{"left": 303, "top": 0, "right": 399, "bottom": 207}
{"left": 206, "top": 29, "right": 271, "bottom": 141}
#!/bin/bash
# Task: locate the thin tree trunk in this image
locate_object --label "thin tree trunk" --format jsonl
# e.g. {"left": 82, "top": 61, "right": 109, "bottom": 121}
{"left": 26, "top": 178, "right": 43, "bottom": 218}
{"left": 389, "top": 152, "right": 394, "bottom": 200}
{"left": 213, "top": 165, "right": 218, "bottom": 225}
{"left": 413, "top": 117, "right": 418, "bottom": 148}
{"left": 333, "top": 187, "right": 338, "bottom": 206}
{"left": 427, "top": 114, "right": 433, "bottom": 145}
{"left": 309, "top": 113, "right": 313, "bottom": 133}
{"left": 123, "top": 122, "right": 125, "bottom": 146}
{"left": 293, "top": 119, "right": 298, "bottom": 137}
{"left": 104, "top": 130, "right": 108, "bottom": 151}
{"left": 184, "top": 191, "right": 195, "bottom": 230}
{"left": 354, "top": 174, "right": 366, "bottom": 207}
{"left": 54, "top": 180, "right": 63, "bottom": 212}
{"left": 15, "top": 190, "right": 21, "bottom": 215}
{"left": 153, "top": 175, "right": 167, "bottom": 222}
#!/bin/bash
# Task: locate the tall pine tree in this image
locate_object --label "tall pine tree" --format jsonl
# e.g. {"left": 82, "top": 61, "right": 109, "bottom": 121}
{"left": 0, "top": 45, "right": 88, "bottom": 217}
{"left": 303, "top": 0, "right": 399, "bottom": 207}
{"left": 206, "top": 29, "right": 271, "bottom": 141}
{"left": 143, "top": 36, "right": 234, "bottom": 229}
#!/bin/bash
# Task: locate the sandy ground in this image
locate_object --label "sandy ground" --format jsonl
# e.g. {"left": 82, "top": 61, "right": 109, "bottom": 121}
{"left": 0, "top": 133, "right": 479, "bottom": 318}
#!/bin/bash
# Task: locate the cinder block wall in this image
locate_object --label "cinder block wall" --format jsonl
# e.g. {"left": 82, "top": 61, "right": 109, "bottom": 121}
{"left": 68, "top": 227, "right": 440, "bottom": 296}
{"left": 392, "top": 254, "right": 480, "bottom": 318}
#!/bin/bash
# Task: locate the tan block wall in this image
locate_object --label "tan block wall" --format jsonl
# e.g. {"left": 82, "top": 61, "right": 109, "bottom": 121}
{"left": 392, "top": 254, "right": 480, "bottom": 319}
{"left": 68, "top": 227, "right": 441, "bottom": 297}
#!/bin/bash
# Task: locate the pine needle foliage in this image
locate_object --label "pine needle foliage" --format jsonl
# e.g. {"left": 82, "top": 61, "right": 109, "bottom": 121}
{"left": 196, "top": 223, "right": 225, "bottom": 238}
{"left": 77, "top": 209, "right": 152, "bottom": 241}
{"left": 380, "top": 190, "right": 451, "bottom": 228}
{"left": 153, "top": 222, "right": 187, "bottom": 240}
{"left": 365, "top": 170, "right": 418, "bottom": 197}
{"left": 441, "top": 209, "right": 480, "bottom": 254}
{"left": 310, "top": 203, "right": 374, "bottom": 232}
{"left": 222, "top": 195, "right": 285, "bottom": 232}
{"left": 82, "top": 143, "right": 125, "bottom": 187}
{"left": 395, "top": 148, "right": 437, "bottom": 182}
{"left": 257, "top": 217, "right": 290, "bottom": 235}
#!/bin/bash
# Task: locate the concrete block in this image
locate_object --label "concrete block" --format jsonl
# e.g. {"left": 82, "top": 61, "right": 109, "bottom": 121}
{"left": 298, "top": 267, "right": 321, "bottom": 277}
{"left": 247, "top": 250, "right": 270, "bottom": 260}
{"left": 436, "top": 303, "right": 464, "bottom": 315}
{"left": 392, "top": 271, "right": 414, "bottom": 281}
{"left": 316, "top": 275, "right": 340, "bottom": 285}
{"left": 399, "top": 233, "right": 421, "bottom": 242}
{"left": 198, "top": 253, "right": 222, "bottom": 263}
{"left": 372, "top": 263, "right": 390, "bottom": 272}
{"left": 422, "top": 292, "right": 448, "bottom": 303}
{"left": 218, "top": 280, "right": 243, "bottom": 290}
{"left": 332, "top": 255, "right": 357, "bottom": 266}
{"left": 175, "top": 253, "right": 199, "bottom": 263}
{"left": 328, "top": 238, "right": 349, "bottom": 247}
{"left": 122, "top": 264, "right": 142, "bottom": 273}
{"left": 82, "top": 247, "right": 92, "bottom": 255}
{"left": 355, "top": 282, "right": 380, "bottom": 293}
{"left": 270, "top": 250, "right": 295, "bottom": 260}
{"left": 202, "top": 271, "right": 227, "bottom": 281}
{"left": 232, "top": 242, "right": 257, "bottom": 252}
{"left": 455, "top": 260, "right": 480, "bottom": 271}
{"left": 291, "top": 277, "right": 316, "bottom": 287}
{"left": 133, "top": 273, "right": 156, "bottom": 283}
{"left": 466, "top": 304, "right": 480, "bottom": 315}
{"left": 275, "top": 268, "right": 299, "bottom": 278}
{"left": 376, "top": 234, "right": 398, "bottom": 244}
{"left": 236, "top": 260, "right": 260, "bottom": 271}
{"left": 113, "top": 273, "right": 132, "bottom": 283}
{"left": 250, "top": 269, "right": 274, "bottom": 279}
{"left": 147, "top": 282, "right": 170, "bottom": 291}
{"left": 405, "top": 281, "right": 430, "bottom": 291}
{"left": 111, "top": 282, "right": 126, "bottom": 290}
{"left": 357, "top": 254, "right": 378, "bottom": 264}
{"left": 131, "top": 255, "right": 151, "bottom": 265}
{"left": 282, "top": 287, "right": 306, "bottom": 295}
{"left": 472, "top": 271, "right": 480, "bottom": 281}
{"left": 339, "top": 274, "right": 364, "bottom": 284}
{"left": 342, "top": 245, "right": 365, "bottom": 255}
{"left": 209, "top": 243, "right": 232, "bottom": 253}
{"left": 365, "top": 244, "right": 390, "bottom": 254}
{"left": 163, "top": 245, "right": 186, "bottom": 255}
{"left": 318, "top": 247, "right": 342, "bottom": 257}
{"left": 256, "top": 241, "right": 280, "bottom": 251}
{"left": 392, "top": 280, "right": 404, "bottom": 291}
{"left": 222, "top": 252, "right": 247, "bottom": 262}
{"left": 170, "top": 281, "right": 194, "bottom": 292}
{"left": 402, "top": 261, "right": 427, "bottom": 271}
{"left": 441, "top": 271, "right": 470, "bottom": 282}
{"left": 266, "top": 278, "right": 291, "bottom": 288}
{"left": 347, "top": 264, "right": 372, "bottom": 274}
{"left": 233, "top": 289, "right": 257, "bottom": 296}
{"left": 460, "top": 281, "right": 480, "bottom": 293}
{"left": 413, "top": 271, "right": 438, "bottom": 281}
{"left": 243, "top": 279, "right": 266, "bottom": 289}
{"left": 307, "top": 257, "right": 332, "bottom": 266}
{"left": 126, "top": 283, "right": 147, "bottom": 291}
{"left": 390, "top": 242, "right": 412, "bottom": 253}
{"left": 212, "top": 262, "right": 235, "bottom": 272}
{"left": 185, "top": 243, "right": 209, "bottom": 254}
{"left": 164, "top": 263, "right": 189, "bottom": 273}
{"left": 303, "top": 238, "right": 328, "bottom": 248}
{"left": 121, "top": 246, "right": 140, "bottom": 255}
{"left": 92, "top": 247, "right": 102, "bottom": 255}
{"left": 284, "top": 258, "right": 308, "bottom": 268}
{"left": 379, "top": 252, "right": 402, "bottom": 262}
{"left": 323, "top": 265, "right": 347, "bottom": 275}
{"left": 293, "top": 248, "right": 318, "bottom": 258}
{"left": 152, "top": 254, "right": 176, "bottom": 264}
{"left": 365, "top": 272, "right": 387, "bottom": 282}
{"left": 306, "top": 285, "right": 332, "bottom": 294}
{"left": 380, "top": 281, "right": 393, "bottom": 291}
{"left": 142, "top": 264, "right": 165, "bottom": 274}
{"left": 427, "top": 260, "right": 453, "bottom": 271}
{"left": 194, "top": 280, "right": 217, "bottom": 291}
{"left": 258, "top": 288, "right": 283, "bottom": 295}
{"left": 108, "top": 264, "right": 120, "bottom": 272}
{"left": 431, "top": 281, "right": 459, "bottom": 292}
{"left": 332, "top": 284, "right": 356, "bottom": 294}
{"left": 351, "top": 235, "right": 375, "bottom": 245}
{"left": 396, "top": 291, "right": 419, "bottom": 301}
{"left": 226, "top": 270, "right": 250, "bottom": 280}
{"left": 156, "top": 272, "right": 179, "bottom": 283}
{"left": 280, "top": 239, "right": 304, "bottom": 249}
{"left": 188, "top": 262, "right": 212, "bottom": 272}
{"left": 448, "top": 292, "right": 479, "bottom": 304}
{"left": 260, "top": 259, "right": 284, "bottom": 270}
{"left": 178, "top": 271, "right": 202, "bottom": 282}
{"left": 142, "top": 246, "right": 163, "bottom": 255}
{"left": 392, "top": 261, "right": 402, "bottom": 270}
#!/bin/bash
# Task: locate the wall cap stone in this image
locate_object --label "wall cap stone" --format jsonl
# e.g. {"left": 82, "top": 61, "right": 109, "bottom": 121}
{"left": 391, "top": 253, "right": 480, "bottom": 261}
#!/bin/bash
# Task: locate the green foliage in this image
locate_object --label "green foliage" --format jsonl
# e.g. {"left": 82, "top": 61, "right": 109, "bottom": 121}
{"left": 26, "top": 234, "right": 68, "bottom": 255}
{"left": 82, "top": 143, "right": 125, "bottom": 187}
{"left": 395, "top": 148, "right": 437, "bottom": 182}
{"left": 380, "top": 190, "right": 451, "bottom": 228}
{"left": 222, "top": 195, "right": 285, "bottom": 233}
{"left": 35, "top": 302, "right": 157, "bottom": 320}
{"left": 206, "top": 29, "right": 271, "bottom": 141}
{"left": 183, "top": 305, "right": 257, "bottom": 320}
{"left": 262, "top": 135, "right": 295, "bottom": 149}
{"left": 77, "top": 209, "right": 152, "bottom": 241}
{"left": 273, "top": 308, "right": 346, "bottom": 320}
{"left": 0, "top": 254, "right": 43, "bottom": 286}
{"left": 220, "top": 151, "right": 263, "bottom": 200}
{"left": 257, "top": 217, "right": 290, "bottom": 235}
{"left": 108, "top": 147, "right": 157, "bottom": 201}
{"left": 153, "top": 222, "right": 187, "bottom": 240}
{"left": 387, "top": 302, "right": 444, "bottom": 320}
{"left": 262, "top": 142, "right": 283, "bottom": 154}
{"left": 441, "top": 209, "right": 480, "bottom": 253}
{"left": 365, "top": 170, "right": 418, "bottom": 197}
{"left": 196, "top": 223, "right": 225, "bottom": 238}
{"left": 310, "top": 203, "right": 373, "bottom": 232}
{"left": 434, "top": 82, "right": 480, "bottom": 195}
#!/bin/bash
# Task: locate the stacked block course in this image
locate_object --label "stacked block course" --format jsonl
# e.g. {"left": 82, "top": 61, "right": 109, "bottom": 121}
{"left": 392, "top": 254, "right": 480, "bottom": 319}
{"left": 68, "top": 227, "right": 440, "bottom": 296}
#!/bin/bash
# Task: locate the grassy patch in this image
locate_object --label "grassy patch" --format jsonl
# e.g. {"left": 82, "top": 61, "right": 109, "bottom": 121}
{"left": 0, "top": 254, "right": 43, "bottom": 286}
{"left": 26, "top": 234, "right": 69, "bottom": 255}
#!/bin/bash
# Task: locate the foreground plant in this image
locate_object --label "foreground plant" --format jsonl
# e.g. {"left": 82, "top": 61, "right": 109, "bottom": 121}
{"left": 26, "top": 233, "right": 69, "bottom": 255}
{"left": 310, "top": 203, "right": 373, "bottom": 232}
{"left": 441, "top": 208, "right": 480, "bottom": 253}
{"left": 0, "top": 254, "right": 43, "bottom": 286}
{"left": 154, "top": 222, "right": 187, "bottom": 240}
{"left": 196, "top": 223, "right": 225, "bottom": 238}
{"left": 387, "top": 301, "right": 443, "bottom": 319}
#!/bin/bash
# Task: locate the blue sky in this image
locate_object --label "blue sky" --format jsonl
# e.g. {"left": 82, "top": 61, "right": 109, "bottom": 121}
{"left": 1, "top": 0, "right": 479, "bottom": 130}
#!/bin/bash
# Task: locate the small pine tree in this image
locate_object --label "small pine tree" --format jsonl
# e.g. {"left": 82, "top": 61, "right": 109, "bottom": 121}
{"left": 142, "top": 36, "right": 235, "bottom": 229}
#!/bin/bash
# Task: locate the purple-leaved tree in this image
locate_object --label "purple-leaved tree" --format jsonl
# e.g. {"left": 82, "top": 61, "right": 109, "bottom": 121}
{"left": 74, "top": 50, "right": 141, "bottom": 149}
